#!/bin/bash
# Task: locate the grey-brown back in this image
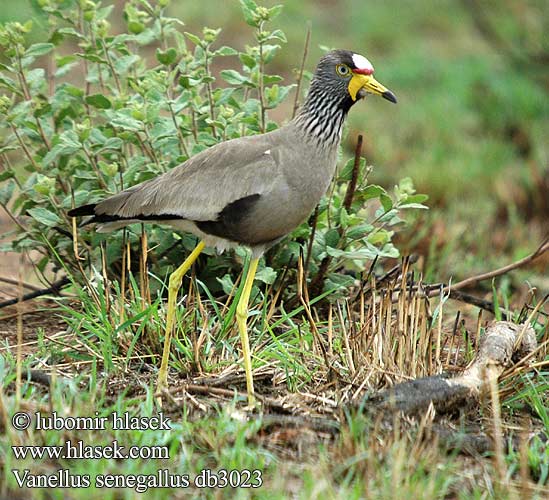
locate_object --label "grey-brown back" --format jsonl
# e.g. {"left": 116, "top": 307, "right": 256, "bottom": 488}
{"left": 90, "top": 121, "right": 339, "bottom": 246}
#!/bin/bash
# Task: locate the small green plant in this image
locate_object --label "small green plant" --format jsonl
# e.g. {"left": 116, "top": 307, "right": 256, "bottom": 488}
{"left": 0, "top": 0, "right": 426, "bottom": 300}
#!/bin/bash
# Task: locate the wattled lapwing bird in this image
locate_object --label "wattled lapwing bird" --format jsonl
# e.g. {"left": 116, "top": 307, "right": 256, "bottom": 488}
{"left": 69, "top": 50, "right": 396, "bottom": 405}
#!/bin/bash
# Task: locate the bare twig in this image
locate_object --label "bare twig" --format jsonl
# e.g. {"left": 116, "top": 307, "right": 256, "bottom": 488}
{"left": 16, "top": 261, "right": 23, "bottom": 408}
{"left": 303, "top": 205, "right": 318, "bottom": 277}
{"left": 343, "top": 134, "right": 363, "bottom": 211}
{"left": 203, "top": 47, "right": 218, "bottom": 139}
{"left": 292, "top": 23, "right": 311, "bottom": 118}
{"left": 431, "top": 237, "right": 549, "bottom": 296}
{"left": 257, "top": 22, "right": 267, "bottom": 133}
{"left": 0, "top": 276, "right": 41, "bottom": 292}
{"left": 0, "top": 277, "right": 70, "bottom": 310}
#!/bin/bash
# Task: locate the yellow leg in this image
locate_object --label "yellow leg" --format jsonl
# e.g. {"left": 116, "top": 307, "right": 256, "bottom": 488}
{"left": 236, "top": 257, "right": 259, "bottom": 406}
{"left": 157, "top": 241, "right": 205, "bottom": 393}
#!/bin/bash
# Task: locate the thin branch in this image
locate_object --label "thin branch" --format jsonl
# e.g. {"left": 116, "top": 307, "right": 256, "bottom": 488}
{"left": 343, "top": 134, "right": 363, "bottom": 211}
{"left": 257, "top": 23, "right": 266, "bottom": 133}
{"left": 0, "top": 277, "right": 41, "bottom": 292}
{"left": 303, "top": 205, "right": 318, "bottom": 277}
{"left": 101, "top": 39, "right": 122, "bottom": 94}
{"left": 0, "top": 201, "right": 26, "bottom": 232}
{"left": 82, "top": 146, "right": 108, "bottom": 190}
{"left": 203, "top": 48, "right": 218, "bottom": 139}
{"left": 0, "top": 154, "right": 22, "bottom": 189}
{"left": 433, "top": 237, "right": 549, "bottom": 296}
{"left": 0, "top": 277, "right": 70, "bottom": 310}
{"left": 167, "top": 100, "right": 188, "bottom": 158}
{"left": 292, "top": 23, "right": 311, "bottom": 119}
{"left": 10, "top": 125, "right": 41, "bottom": 171}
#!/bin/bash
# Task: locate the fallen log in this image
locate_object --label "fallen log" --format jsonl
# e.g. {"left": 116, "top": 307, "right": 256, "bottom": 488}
{"left": 365, "top": 321, "right": 537, "bottom": 416}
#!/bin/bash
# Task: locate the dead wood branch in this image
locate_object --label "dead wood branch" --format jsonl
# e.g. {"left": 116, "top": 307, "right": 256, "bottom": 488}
{"left": 431, "top": 237, "right": 549, "bottom": 297}
{"left": 0, "top": 276, "right": 70, "bottom": 310}
{"left": 0, "top": 276, "right": 42, "bottom": 292}
{"left": 365, "top": 321, "right": 537, "bottom": 417}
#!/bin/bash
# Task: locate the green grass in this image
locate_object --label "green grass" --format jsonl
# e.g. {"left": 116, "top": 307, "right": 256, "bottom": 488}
{"left": 1, "top": 262, "right": 547, "bottom": 498}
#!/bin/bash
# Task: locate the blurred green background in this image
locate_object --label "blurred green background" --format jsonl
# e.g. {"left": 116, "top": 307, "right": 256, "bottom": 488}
{"left": 3, "top": 0, "right": 548, "bottom": 285}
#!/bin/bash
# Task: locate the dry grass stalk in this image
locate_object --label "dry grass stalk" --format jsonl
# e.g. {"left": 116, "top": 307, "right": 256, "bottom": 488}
{"left": 139, "top": 227, "right": 151, "bottom": 309}
{"left": 488, "top": 364, "right": 507, "bottom": 485}
{"left": 348, "top": 266, "right": 436, "bottom": 390}
{"left": 16, "top": 255, "right": 23, "bottom": 409}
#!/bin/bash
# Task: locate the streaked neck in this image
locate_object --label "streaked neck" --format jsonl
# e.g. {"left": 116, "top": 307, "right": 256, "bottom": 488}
{"left": 292, "top": 83, "right": 352, "bottom": 148}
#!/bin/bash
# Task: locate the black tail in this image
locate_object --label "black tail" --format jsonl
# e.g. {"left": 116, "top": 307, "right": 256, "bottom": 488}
{"left": 68, "top": 203, "right": 97, "bottom": 217}
{"left": 68, "top": 203, "right": 184, "bottom": 224}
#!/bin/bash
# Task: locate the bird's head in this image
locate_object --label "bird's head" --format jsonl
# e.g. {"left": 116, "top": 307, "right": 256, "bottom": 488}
{"left": 313, "top": 49, "right": 397, "bottom": 107}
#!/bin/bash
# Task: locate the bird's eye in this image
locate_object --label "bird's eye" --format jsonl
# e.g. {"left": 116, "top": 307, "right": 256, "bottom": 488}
{"left": 336, "top": 64, "right": 350, "bottom": 77}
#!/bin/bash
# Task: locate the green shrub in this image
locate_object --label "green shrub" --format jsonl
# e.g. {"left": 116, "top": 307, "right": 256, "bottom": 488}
{"left": 0, "top": 0, "right": 426, "bottom": 298}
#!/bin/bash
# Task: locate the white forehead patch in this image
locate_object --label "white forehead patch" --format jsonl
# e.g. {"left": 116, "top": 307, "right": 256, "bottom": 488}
{"left": 352, "top": 53, "right": 374, "bottom": 72}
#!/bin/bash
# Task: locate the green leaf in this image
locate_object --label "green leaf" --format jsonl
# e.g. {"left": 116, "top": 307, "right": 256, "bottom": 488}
{"left": 0, "top": 179, "right": 15, "bottom": 205}
{"left": 33, "top": 103, "right": 52, "bottom": 118}
{"left": 220, "top": 69, "right": 250, "bottom": 86}
{"left": 324, "top": 228, "right": 340, "bottom": 248}
{"left": 77, "top": 53, "right": 108, "bottom": 64}
{"left": 399, "top": 202, "right": 429, "bottom": 210}
{"left": 128, "top": 21, "right": 145, "bottom": 35}
{"left": 268, "top": 5, "right": 283, "bottom": 21}
{"left": 0, "top": 143, "right": 18, "bottom": 155}
{"left": 339, "top": 207, "right": 350, "bottom": 227}
{"left": 0, "top": 163, "right": 16, "bottom": 176}
{"left": 262, "top": 74, "right": 283, "bottom": 85}
{"left": 96, "top": 4, "right": 114, "bottom": 20}
{"left": 239, "top": 53, "right": 256, "bottom": 69}
{"left": 25, "top": 43, "right": 54, "bottom": 58}
{"left": 26, "top": 68, "right": 45, "bottom": 87}
{"left": 178, "top": 75, "right": 191, "bottom": 89}
{"left": 156, "top": 48, "right": 177, "bottom": 66}
{"left": 85, "top": 94, "right": 112, "bottom": 109}
{"left": 114, "top": 54, "right": 140, "bottom": 74}
{"left": 62, "top": 84, "right": 85, "bottom": 97}
{"left": 269, "top": 29, "right": 287, "bottom": 42}
{"left": 99, "top": 137, "right": 123, "bottom": 152}
{"left": 367, "top": 231, "right": 390, "bottom": 245}
{"left": 184, "top": 32, "right": 202, "bottom": 46}
{"left": 56, "top": 27, "right": 86, "bottom": 40}
{"left": 27, "top": 207, "right": 61, "bottom": 227}
{"left": 361, "top": 185, "right": 386, "bottom": 201}
{"left": 403, "top": 193, "right": 429, "bottom": 204}
{"left": 325, "top": 273, "right": 356, "bottom": 292}
{"left": 346, "top": 224, "right": 374, "bottom": 240}
{"left": 339, "top": 158, "right": 355, "bottom": 181}
{"left": 240, "top": 0, "right": 259, "bottom": 27}
{"left": 0, "top": 75, "right": 19, "bottom": 93}
{"left": 55, "top": 61, "right": 79, "bottom": 78}
{"left": 379, "top": 194, "right": 393, "bottom": 212}
{"left": 215, "top": 46, "right": 238, "bottom": 57}
{"left": 56, "top": 55, "right": 77, "bottom": 67}
{"left": 255, "top": 266, "right": 277, "bottom": 285}
{"left": 262, "top": 44, "right": 281, "bottom": 64}
{"left": 42, "top": 131, "right": 82, "bottom": 166}
{"left": 107, "top": 112, "right": 143, "bottom": 131}
{"left": 326, "top": 246, "right": 377, "bottom": 260}
{"left": 216, "top": 274, "right": 235, "bottom": 295}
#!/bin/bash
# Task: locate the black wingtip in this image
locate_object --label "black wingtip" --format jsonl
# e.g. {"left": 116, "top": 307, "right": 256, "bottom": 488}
{"left": 68, "top": 203, "right": 97, "bottom": 217}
